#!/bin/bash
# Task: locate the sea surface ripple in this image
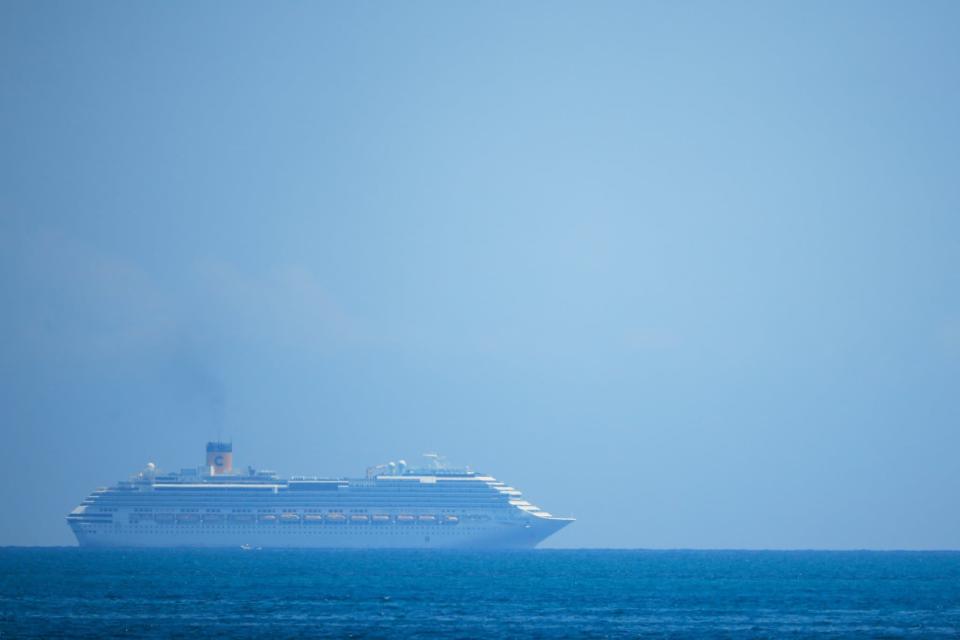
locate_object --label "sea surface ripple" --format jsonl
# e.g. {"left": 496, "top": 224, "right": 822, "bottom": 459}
{"left": 1, "top": 548, "right": 959, "bottom": 638}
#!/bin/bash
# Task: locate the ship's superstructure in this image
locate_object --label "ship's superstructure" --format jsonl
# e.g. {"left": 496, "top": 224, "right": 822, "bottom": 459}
{"left": 67, "top": 443, "right": 573, "bottom": 549}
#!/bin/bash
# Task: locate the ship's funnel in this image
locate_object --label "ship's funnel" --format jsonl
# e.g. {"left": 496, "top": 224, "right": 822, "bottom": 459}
{"left": 206, "top": 442, "right": 233, "bottom": 475}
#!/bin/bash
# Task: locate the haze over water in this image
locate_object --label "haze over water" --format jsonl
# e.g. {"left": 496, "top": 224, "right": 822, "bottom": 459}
{"left": 3, "top": 0, "right": 960, "bottom": 551}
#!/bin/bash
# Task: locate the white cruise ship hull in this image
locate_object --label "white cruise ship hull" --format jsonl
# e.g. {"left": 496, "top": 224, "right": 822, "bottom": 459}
{"left": 67, "top": 445, "right": 575, "bottom": 550}
{"left": 69, "top": 514, "right": 572, "bottom": 549}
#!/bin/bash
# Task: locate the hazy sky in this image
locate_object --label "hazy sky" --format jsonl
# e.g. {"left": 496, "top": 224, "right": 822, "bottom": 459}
{"left": 2, "top": 1, "right": 959, "bottom": 548}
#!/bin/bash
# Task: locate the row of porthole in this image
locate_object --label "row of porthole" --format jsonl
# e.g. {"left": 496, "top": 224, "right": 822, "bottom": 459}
{"left": 123, "top": 525, "right": 479, "bottom": 528}
{"left": 128, "top": 518, "right": 462, "bottom": 525}
{"left": 111, "top": 528, "right": 475, "bottom": 535}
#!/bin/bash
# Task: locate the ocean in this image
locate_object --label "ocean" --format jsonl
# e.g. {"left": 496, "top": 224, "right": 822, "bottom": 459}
{"left": 1, "top": 548, "right": 958, "bottom": 638}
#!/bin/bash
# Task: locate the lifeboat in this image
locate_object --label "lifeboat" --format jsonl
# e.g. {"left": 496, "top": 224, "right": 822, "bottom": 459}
{"left": 176, "top": 513, "right": 200, "bottom": 523}
{"left": 258, "top": 514, "right": 278, "bottom": 523}
{"left": 229, "top": 514, "right": 255, "bottom": 523}
{"left": 279, "top": 513, "right": 300, "bottom": 523}
{"left": 371, "top": 514, "right": 391, "bottom": 524}
{"left": 443, "top": 515, "right": 459, "bottom": 525}
{"left": 396, "top": 514, "right": 415, "bottom": 523}
{"left": 303, "top": 514, "right": 324, "bottom": 524}
{"left": 350, "top": 514, "right": 369, "bottom": 523}
{"left": 154, "top": 513, "right": 173, "bottom": 523}
{"left": 418, "top": 515, "right": 436, "bottom": 523}
{"left": 202, "top": 514, "right": 224, "bottom": 523}
{"left": 326, "top": 513, "right": 346, "bottom": 523}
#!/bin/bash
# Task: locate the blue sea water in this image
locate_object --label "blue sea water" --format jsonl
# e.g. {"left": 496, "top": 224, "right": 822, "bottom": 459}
{"left": 1, "top": 549, "right": 959, "bottom": 638}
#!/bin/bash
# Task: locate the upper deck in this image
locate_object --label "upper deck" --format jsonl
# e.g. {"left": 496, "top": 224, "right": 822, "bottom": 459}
{"left": 74, "top": 445, "right": 567, "bottom": 523}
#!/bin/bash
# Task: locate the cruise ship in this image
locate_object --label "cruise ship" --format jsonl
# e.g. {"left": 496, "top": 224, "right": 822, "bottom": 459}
{"left": 67, "top": 443, "right": 574, "bottom": 549}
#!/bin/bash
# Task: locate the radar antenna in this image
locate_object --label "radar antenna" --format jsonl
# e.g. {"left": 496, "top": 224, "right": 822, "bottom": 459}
{"left": 422, "top": 452, "right": 447, "bottom": 469}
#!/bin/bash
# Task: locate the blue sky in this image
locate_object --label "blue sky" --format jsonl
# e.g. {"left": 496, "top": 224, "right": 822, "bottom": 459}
{"left": 1, "top": 1, "right": 959, "bottom": 548}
